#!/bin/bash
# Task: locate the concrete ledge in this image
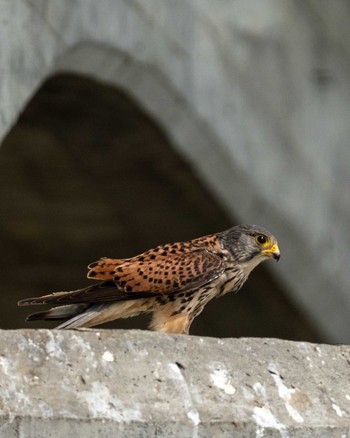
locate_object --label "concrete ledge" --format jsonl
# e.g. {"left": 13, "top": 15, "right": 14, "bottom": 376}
{"left": 0, "top": 330, "right": 349, "bottom": 436}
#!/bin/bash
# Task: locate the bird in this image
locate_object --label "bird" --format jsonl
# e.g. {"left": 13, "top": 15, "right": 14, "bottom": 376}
{"left": 18, "top": 224, "right": 280, "bottom": 335}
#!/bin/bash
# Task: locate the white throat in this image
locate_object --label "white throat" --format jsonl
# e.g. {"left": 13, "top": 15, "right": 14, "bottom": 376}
{"left": 240, "top": 255, "right": 268, "bottom": 276}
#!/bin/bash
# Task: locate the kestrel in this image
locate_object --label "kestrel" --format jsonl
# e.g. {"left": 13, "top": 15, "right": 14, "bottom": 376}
{"left": 18, "top": 225, "right": 280, "bottom": 334}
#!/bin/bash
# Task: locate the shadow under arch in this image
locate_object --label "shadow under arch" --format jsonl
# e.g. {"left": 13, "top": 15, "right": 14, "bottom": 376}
{"left": 0, "top": 72, "right": 322, "bottom": 341}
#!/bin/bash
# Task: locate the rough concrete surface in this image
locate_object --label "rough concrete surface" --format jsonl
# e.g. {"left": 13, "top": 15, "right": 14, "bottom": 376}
{"left": 0, "top": 329, "right": 349, "bottom": 437}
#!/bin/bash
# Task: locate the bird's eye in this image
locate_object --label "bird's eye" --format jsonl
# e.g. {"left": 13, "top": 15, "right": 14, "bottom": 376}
{"left": 255, "top": 234, "right": 270, "bottom": 246}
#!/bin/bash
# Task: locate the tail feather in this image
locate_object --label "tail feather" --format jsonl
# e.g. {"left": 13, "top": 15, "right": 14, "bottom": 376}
{"left": 25, "top": 304, "right": 90, "bottom": 322}
{"left": 25, "top": 302, "right": 108, "bottom": 329}
{"left": 54, "top": 304, "right": 107, "bottom": 329}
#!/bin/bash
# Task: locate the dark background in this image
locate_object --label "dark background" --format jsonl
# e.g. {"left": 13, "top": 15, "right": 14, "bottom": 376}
{"left": 0, "top": 74, "right": 322, "bottom": 341}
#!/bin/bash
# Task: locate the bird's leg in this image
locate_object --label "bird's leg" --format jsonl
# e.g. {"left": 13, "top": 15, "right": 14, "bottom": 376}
{"left": 150, "top": 311, "right": 190, "bottom": 334}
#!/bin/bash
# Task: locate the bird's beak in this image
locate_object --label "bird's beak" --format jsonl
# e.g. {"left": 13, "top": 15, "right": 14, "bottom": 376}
{"left": 262, "top": 244, "right": 280, "bottom": 262}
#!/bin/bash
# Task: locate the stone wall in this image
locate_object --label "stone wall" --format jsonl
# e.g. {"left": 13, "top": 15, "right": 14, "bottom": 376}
{"left": 1, "top": 0, "right": 350, "bottom": 343}
{"left": 1, "top": 75, "right": 320, "bottom": 341}
{"left": 0, "top": 330, "right": 349, "bottom": 437}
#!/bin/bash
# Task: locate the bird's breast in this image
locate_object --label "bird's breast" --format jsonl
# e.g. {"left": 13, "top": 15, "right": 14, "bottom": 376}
{"left": 216, "top": 266, "right": 246, "bottom": 297}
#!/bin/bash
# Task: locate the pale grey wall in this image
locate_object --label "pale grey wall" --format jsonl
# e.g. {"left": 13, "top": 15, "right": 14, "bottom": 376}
{"left": 1, "top": 0, "right": 350, "bottom": 341}
{"left": 1, "top": 330, "right": 350, "bottom": 436}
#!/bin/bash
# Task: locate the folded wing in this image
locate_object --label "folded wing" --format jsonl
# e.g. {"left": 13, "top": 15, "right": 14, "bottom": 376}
{"left": 18, "top": 250, "right": 225, "bottom": 306}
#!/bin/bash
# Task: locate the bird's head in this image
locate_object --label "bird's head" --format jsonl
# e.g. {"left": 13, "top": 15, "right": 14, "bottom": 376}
{"left": 220, "top": 224, "right": 280, "bottom": 267}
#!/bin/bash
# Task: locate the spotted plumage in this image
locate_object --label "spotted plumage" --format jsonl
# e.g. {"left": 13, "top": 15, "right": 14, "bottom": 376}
{"left": 18, "top": 225, "right": 280, "bottom": 334}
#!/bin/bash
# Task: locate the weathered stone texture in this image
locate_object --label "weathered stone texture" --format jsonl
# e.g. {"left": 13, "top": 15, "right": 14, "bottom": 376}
{"left": 0, "top": 330, "right": 349, "bottom": 436}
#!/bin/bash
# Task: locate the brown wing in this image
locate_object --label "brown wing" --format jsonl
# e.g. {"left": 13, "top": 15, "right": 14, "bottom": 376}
{"left": 18, "top": 281, "right": 157, "bottom": 306}
{"left": 87, "top": 258, "right": 124, "bottom": 280}
{"left": 109, "top": 249, "right": 225, "bottom": 294}
{"left": 18, "top": 250, "right": 224, "bottom": 306}
{"left": 87, "top": 234, "right": 223, "bottom": 284}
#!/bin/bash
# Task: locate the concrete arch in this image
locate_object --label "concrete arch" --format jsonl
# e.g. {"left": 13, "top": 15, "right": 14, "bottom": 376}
{"left": 2, "top": 1, "right": 350, "bottom": 342}
{"left": 2, "top": 72, "right": 318, "bottom": 340}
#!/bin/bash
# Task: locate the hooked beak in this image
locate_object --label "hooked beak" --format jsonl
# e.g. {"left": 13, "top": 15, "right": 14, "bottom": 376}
{"left": 262, "top": 244, "right": 280, "bottom": 262}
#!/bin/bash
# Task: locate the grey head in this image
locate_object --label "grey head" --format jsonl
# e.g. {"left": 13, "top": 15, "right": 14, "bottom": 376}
{"left": 219, "top": 224, "right": 280, "bottom": 264}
